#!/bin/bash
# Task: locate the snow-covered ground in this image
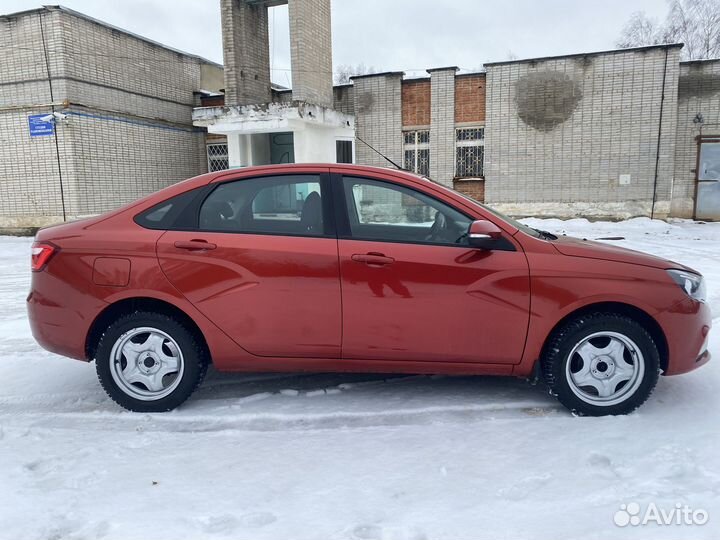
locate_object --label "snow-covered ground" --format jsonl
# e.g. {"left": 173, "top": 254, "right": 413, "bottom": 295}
{"left": 1, "top": 217, "right": 719, "bottom": 540}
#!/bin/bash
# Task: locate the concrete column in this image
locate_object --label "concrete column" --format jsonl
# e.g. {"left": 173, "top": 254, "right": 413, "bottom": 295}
{"left": 221, "top": 0, "right": 272, "bottom": 106}
{"left": 227, "top": 132, "right": 249, "bottom": 168}
{"left": 288, "top": 0, "right": 333, "bottom": 107}
{"left": 428, "top": 67, "right": 458, "bottom": 187}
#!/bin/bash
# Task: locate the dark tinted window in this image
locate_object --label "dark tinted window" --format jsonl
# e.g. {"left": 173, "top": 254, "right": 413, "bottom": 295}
{"left": 336, "top": 140, "right": 353, "bottom": 163}
{"left": 134, "top": 188, "right": 201, "bottom": 230}
{"left": 199, "top": 175, "right": 327, "bottom": 237}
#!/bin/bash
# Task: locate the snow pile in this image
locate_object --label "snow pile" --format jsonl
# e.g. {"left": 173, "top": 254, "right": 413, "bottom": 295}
{"left": 1, "top": 219, "right": 718, "bottom": 540}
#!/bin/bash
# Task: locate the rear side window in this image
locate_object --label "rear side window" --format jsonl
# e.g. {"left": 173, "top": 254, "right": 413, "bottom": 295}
{"left": 198, "top": 175, "right": 329, "bottom": 237}
{"left": 134, "top": 188, "right": 201, "bottom": 230}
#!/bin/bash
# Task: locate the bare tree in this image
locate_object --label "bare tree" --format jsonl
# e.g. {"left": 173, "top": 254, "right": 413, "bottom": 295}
{"left": 665, "top": 0, "right": 720, "bottom": 59}
{"left": 617, "top": 12, "right": 667, "bottom": 49}
{"left": 616, "top": 0, "right": 720, "bottom": 60}
{"left": 334, "top": 63, "right": 376, "bottom": 85}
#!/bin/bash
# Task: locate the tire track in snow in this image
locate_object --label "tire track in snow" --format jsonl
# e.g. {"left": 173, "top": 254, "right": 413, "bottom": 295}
{"left": 1, "top": 400, "right": 563, "bottom": 434}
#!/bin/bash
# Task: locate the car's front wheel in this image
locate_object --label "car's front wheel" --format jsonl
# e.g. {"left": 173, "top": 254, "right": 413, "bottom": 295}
{"left": 541, "top": 312, "right": 660, "bottom": 416}
{"left": 95, "top": 312, "right": 208, "bottom": 412}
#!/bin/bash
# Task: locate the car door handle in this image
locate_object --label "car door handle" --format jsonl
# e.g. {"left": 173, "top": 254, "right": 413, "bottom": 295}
{"left": 174, "top": 239, "right": 217, "bottom": 251}
{"left": 351, "top": 252, "right": 395, "bottom": 266}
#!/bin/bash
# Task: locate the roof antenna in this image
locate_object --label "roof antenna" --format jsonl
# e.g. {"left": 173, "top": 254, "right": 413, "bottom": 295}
{"left": 355, "top": 135, "right": 406, "bottom": 171}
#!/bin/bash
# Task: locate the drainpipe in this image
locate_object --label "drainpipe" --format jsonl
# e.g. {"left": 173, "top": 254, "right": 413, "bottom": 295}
{"left": 39, "top": 11, "right": 67, "bottom": 222}
{"left": 650, "top": 47, "right": 669, "bottom": 220}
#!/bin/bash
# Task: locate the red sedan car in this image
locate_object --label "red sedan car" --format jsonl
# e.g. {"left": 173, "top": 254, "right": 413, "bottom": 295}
{"left": 28, "top": 164, "right": 711, "bottom": 415}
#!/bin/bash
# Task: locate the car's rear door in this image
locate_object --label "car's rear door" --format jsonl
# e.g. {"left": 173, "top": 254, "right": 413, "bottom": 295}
{"left": 156, "top": 169, "right": 342, "bottom": 358}
{"left": 332, "top": 170, "right": 530, "bottom": 365}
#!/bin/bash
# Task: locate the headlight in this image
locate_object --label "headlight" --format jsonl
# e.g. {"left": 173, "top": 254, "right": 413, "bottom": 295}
{"left": 667, "top": 269, "right": 707, "bottom": 302}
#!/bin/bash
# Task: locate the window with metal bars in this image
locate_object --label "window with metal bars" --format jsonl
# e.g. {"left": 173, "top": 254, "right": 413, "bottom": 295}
{"left": 207, "top": 143, "right": 229, "bottom": 172}
{"left": 455, "top": 127, "right": 484, "bottom": 178}
{"left": 403, "top": 130, "right": 430, "bottom": 176}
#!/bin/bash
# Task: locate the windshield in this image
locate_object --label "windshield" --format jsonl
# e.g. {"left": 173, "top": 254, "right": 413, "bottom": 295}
{"left": 469, "top": 197, "right": 543, "bottom": 238}
{"left": 415, "top": 173, "right": 543, "bottom": 238}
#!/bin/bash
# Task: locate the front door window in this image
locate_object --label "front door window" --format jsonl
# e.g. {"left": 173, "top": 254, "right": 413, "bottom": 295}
{"left": 342, "top": 176, "right": 472, "bottom": 246}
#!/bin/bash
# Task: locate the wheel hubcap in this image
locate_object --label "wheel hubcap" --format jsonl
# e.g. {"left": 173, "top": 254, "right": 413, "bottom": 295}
{"left": 565, "top": 331, "right": 644, "bottom": 406}
{"left": 109, "top": 327, "right": 185, "bottom": 401}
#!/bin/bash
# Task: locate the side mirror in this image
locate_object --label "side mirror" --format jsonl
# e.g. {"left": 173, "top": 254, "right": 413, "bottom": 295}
{"left": 467, "top": 219, "right": 503, "bottom": 249}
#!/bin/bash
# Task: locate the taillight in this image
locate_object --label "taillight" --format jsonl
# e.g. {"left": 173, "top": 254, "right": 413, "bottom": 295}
{"left": 31, "top": 242, "right": 57, "bottom": 272}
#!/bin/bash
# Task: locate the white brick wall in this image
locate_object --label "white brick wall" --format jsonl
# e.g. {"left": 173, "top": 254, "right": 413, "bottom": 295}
{"left": 221, "top": 0, "right": 272, "bottom": 106}
{"left": 61, "top": 112, "right": 206, "bottom": 217}
{"left": 333, "top": 85, "right": 355, "bottom": 116}
{"left": 289, "top": 0, "right": 333, "bottom": 107}
{"left": 429, "top": 68, "right": 457, "bottom": 187}
{"left": 0, "top": 7, "right": 210, "bottom": 227}
{"left": 0, "top": 109, "right": 66, "bottom": 222}
{"left": 352, "top": 73, "right": 403, "bottom": 168}
{"left": 484, "top": 46, "right": 681, "bottom": 219}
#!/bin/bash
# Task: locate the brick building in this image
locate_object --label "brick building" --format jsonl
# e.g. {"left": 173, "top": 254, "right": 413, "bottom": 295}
{"left": 193, "top": 0, "right": 354, "bottom": 171}
{"left": 347, "top": 69, "right": 488, "bottom": 202}
{"left": 484, "top": 46, "right": 682, "bottom": 219}
{"left": 0, "top": 5, "right": 223, "bottom": 230}
{"left": 196, "top": 0, "right": 719, "bottom": 221}
{"left": 2, "top": 2, "right": 719, "bottom": 229}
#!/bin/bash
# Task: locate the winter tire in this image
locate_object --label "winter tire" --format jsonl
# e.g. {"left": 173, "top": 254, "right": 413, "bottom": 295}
{"left": 541, "top": 312, "right": 660, "bottom": 416}
{"left": 95, "top": 311, "right": 208, "bottom": 412}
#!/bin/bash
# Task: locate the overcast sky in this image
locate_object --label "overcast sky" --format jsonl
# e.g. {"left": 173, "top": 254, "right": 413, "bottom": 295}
{"left": 3, "top": 0, "right": 671, "bottom": 83}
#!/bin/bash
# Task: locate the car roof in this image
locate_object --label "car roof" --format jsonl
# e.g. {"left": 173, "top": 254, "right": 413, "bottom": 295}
{"left": 201, "top": 163, "right": 432, "bottom": 186}
{"left": 210, "top": 163, "right": 409, "bottom": 176}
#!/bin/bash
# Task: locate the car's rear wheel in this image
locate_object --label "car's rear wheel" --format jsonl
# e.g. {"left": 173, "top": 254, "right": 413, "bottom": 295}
{"left": 95, "top": 312, "right": 208, "bottom": 412}
{"left": 541, "top": 312, "right": 660, "bottom": 416}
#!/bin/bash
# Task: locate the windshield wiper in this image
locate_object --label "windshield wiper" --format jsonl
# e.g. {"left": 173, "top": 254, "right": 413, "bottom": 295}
{"left": 532, "top": 228, "right": 558, "bottom": 240}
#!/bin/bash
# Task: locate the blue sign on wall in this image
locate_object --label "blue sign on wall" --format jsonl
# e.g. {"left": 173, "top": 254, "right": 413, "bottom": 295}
{"left": 28, "top": 114, "right": 55, "bottom": 137}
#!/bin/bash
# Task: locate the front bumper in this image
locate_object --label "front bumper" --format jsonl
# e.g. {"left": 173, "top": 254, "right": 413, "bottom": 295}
{"left": 657, "top": 298, "right": 712, "bottom": 376}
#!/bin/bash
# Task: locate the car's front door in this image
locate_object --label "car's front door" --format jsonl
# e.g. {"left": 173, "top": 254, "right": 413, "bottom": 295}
{"left": 334, "top": 173, "right": 530, "bottom": 364}
{"left": 156, "top": 171, "right": 342, "bottom": 358}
